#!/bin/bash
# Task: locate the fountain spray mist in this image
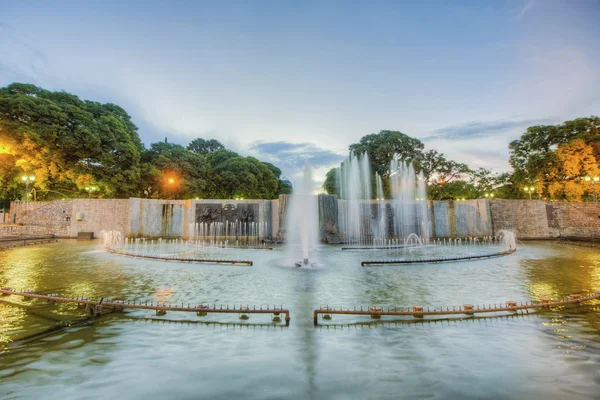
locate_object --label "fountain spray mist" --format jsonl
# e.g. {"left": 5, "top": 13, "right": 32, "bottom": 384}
{"left": 286, "top": 162, "right": 319, "bottom": 266}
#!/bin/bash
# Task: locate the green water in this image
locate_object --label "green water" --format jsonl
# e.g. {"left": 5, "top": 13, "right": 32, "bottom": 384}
{"left": 1, "top": 241, "right": 599, "bottom": 399}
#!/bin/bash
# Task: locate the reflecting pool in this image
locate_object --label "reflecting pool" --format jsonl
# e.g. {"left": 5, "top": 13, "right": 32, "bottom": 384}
{"left": 1, "top": 241, "right": 599, "bottom": 399}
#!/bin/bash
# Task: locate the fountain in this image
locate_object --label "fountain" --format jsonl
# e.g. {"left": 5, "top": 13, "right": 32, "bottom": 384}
{"left": 286, "top": 162, "right": 319, "bottom": 267}
{"left": 336, "top": 152, "right": 431, "bottom": 247}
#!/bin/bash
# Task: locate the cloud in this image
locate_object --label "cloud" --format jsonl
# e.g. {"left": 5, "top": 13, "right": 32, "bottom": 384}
{"left": 251, "top": 142, "right": 345, "bottom": 168}
{"left": 250, "top": 141, "right": 346, "bottom": 170}
{"left": 516, "top": 0, "right": 535, "bottom": 19}
{"left": 422, "top": 117, "right": 558, "bottom": 141}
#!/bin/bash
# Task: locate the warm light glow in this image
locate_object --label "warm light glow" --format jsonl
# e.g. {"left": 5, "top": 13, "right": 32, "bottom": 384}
{"left": 168, "top": 178, "right": 175, "bottom": 184}
{"left": 484, "top": 193, "right": 489, "bottom": 197}
{"left": 585, "top": 176, "right": 591, "bottom": 181}
{"left": 594, "top": 177, "right": 599, "bottom": 182}
{"left": 490, "top": 193, "right": 495, "bottom": 198}
{"left": 0, "top": 143, "right": 11, "bottom": 154}
{"left": 529, "top": 186, "right": 535, "bottom": 191}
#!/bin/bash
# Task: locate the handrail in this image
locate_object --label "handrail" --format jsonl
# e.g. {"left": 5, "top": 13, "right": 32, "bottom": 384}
{"left": 313, "top": 291, "right": 600, "bottom": 325}
{"left": 0, "top": 288, "right": 289, "bottom": 325}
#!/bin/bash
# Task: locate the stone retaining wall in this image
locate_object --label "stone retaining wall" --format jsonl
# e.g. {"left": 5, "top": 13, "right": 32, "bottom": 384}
{"left": 8, "top": 200, "right": 72, "bottom": 237}
{"left": 7, "top": 197, "right": 600, "bottom": 241}
{"left": 70, "top": 199, "right": 131, "bottom": 238}
{"left": 546, "top": 202, "right": 600, "bottom": 239}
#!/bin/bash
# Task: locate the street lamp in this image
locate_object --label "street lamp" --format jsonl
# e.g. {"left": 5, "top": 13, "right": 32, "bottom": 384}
{"left": 22, "top": 175, "right": 35, "bottom": 202}
{"left": 523, "top": 186, "right": 535, "bottom": 200}
{"left": 85, "top": 186, "right": 97, "bottom": 199}
{"left": 584, "top": 176, "right": 599, "bottom": 202}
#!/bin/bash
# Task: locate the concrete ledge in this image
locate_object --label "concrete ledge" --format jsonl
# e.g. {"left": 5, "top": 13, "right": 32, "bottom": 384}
{"left": 77, "top": 232, "right": 94, "bottom": 239}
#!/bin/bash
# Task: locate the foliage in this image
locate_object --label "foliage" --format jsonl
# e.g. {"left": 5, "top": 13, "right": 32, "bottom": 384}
{"left": 509, "top": 117, "right": 600, "bottom": 198}
{"left": 0, "top": 82, "right": 289, "bottom": 201}
{"left": 210, "top": 156, "right": 278, "bottom": 199}
{"left": 0, "top": 82, "right": 143, "bottom": 199}
{"left": 187, "top": 138, "right": 224, "bottom": 154}
{"left": 323, "top": 167, "right": 338, "bottom": 196}
{"left": 349, "top": 130, "right": 424, "bottom": 177}
{"left": 140, "top": 142, "right": 210, "bottom": 199}
{"left": 545, "top": 140, "right": 600, "bottom": 201}
{"left": 428, "top": 180, "right": 478, "bottom": 201}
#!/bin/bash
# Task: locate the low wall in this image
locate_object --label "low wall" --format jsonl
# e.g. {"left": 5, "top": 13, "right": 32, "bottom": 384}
{"left": 0, "top": 225, "right": 57, "bottom": 236}
{"left": 7, "top": 197, "right": 600, "bottom": 241}
{"left": 546, "top": 202, "right": 600, "bottom": 239}
{"left": 8, "top": 200, "right": 72, "bottom": 237}
{"left": 489, "top": 200, "right": 600, "bottom": 240}
{"left": 70, "top": 199, "right": 131, "bottom": 238}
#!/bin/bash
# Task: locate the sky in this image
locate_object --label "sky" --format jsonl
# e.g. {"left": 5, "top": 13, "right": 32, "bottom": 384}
{"left": 1, "top": 0, "right": 599, "bottom": 187}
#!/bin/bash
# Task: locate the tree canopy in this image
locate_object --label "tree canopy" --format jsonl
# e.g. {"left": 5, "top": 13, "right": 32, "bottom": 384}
{"left": 349, "top": 130, "right": 424, "bottom": 177}
{"left": 187, "top": 138, "right": 224, "bottom": 154}
{"left": 0, "top": 82, "right": 143, "bottom": 199}
{"left": 509, "top": 117, "right": 600, "bottom": 200}
{"left": 0, "top": 82, "right": 290, "bottom": 201}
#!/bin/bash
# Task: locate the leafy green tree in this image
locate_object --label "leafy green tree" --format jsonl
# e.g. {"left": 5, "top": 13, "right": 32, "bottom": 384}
{"left": 140, "top": 142, "right": 210, "bottom": 199}
{"left": 187, "top": 138, "right": 224, "bottom": 154}
{"left": 428, "top": 180, "right": 477, "bottom": 200}
{"left": 349, "top": 130, "right": 424, "bottom": 177}
{"left": 509, "top": 117, "right": 600, "bottom": 195}
{"left": 211, "top": 156, "right": 278, "bottom": 199}
{"left": 277, "top": 179, "right": 293, "bottom": 195}
{"left": 323, "top": 167, "right": 338, "bottom": 195}
{"left": 262, "top": 162, "right": 293, "bottom": 197}
{"left": 0, "top": 83, "right": 143, "bottom": 199}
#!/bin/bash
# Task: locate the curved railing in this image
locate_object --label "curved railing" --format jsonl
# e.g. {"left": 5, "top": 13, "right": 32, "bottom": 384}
{"left": 314, "top": 291, "right": 600, "bottom": 325}
{"left": 0, "top": 288, "right": 289, "bottom": 325}
{"left": 105, "top": 248, "right": 253, "bottom": 266}
{"left": 361, "top": 249, "right": 516, "bottom": 266}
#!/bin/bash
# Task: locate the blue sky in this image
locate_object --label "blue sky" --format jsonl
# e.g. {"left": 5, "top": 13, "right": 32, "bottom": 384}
{"left": 1, "top": 0, "right": 599, "bottom": 185}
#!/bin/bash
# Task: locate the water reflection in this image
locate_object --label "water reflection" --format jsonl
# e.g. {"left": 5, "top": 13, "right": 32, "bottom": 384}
{"left": 1, "top": 241, "right": 600, "bottom": 399}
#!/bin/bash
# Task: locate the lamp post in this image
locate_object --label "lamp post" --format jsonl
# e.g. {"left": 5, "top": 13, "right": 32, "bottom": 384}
{"left": 22, "top": 175, "right": 35, "bottom": 203}
{"left": 85, "top": 186, "right": 97, "bottom": 199}
{"left": 523, "top": 186, "right": 535, "bottom": 200}
{"left": 584, "top": 176, "right": 599, "bottom": 202}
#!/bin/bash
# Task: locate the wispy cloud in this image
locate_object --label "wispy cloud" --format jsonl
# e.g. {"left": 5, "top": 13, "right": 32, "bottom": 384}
{"left": 250, "top": 141, "right": 346, "bottom": 170}
{"left": 422, "top": 117, "right": 558, "bottom": 141}
{"left": 516, "top": 0, "right": 536, "bottom": 19}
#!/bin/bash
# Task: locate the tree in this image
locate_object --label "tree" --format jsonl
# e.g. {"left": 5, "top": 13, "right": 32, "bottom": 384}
{"left": 277, "top": 179, "right": 293, "bottom": 195}
{"left": 509, "top": 117, "right": 600, "bottom": 194}
{"left": 428, "top": 180, "right": 477, "bottom": 200}
{"left": 323, "top": 167, "right": 338, "bottom": 195}
{"left": 211, "top": 156, "right": 278, "bottom": 199}
{"left": 349, "top": 130, "right": 425, "bottom": 177}
{"left": 187, "top": 138, "right": 224, "bottom": 154}
{"left": 140, "top": 142, "right": 210, "bottom": 199}
{"left": 426, "top": 157, "right": 471, "bottom": 200}
{"left": 546, "top": 140, "right": 600, "bottom": 201}
{"left": 0, "top": 83, "right": 143, "bottom": 199}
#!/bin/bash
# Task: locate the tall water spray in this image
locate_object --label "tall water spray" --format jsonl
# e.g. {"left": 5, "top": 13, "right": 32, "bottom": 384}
{"left": 389, "top": 159, "right": 431, "bottom": 239}
{"left": 338, "top": 152, "right": 373, "bottom": 245}
{"left": 336, "top": 152, "right": 431, "bottom": 245}
{"left": 286, "top": 162, "right": 319, "bottom": 266}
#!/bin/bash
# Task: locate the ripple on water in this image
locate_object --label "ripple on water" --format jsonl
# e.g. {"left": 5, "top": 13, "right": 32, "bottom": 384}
{"left": 0, "top": 242, "right": 600, "bottom": 399}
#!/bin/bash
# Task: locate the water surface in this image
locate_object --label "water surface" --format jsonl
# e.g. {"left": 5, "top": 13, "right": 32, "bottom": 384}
{"left": 1, "top": 241, "right": 599, "bottom": 399}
